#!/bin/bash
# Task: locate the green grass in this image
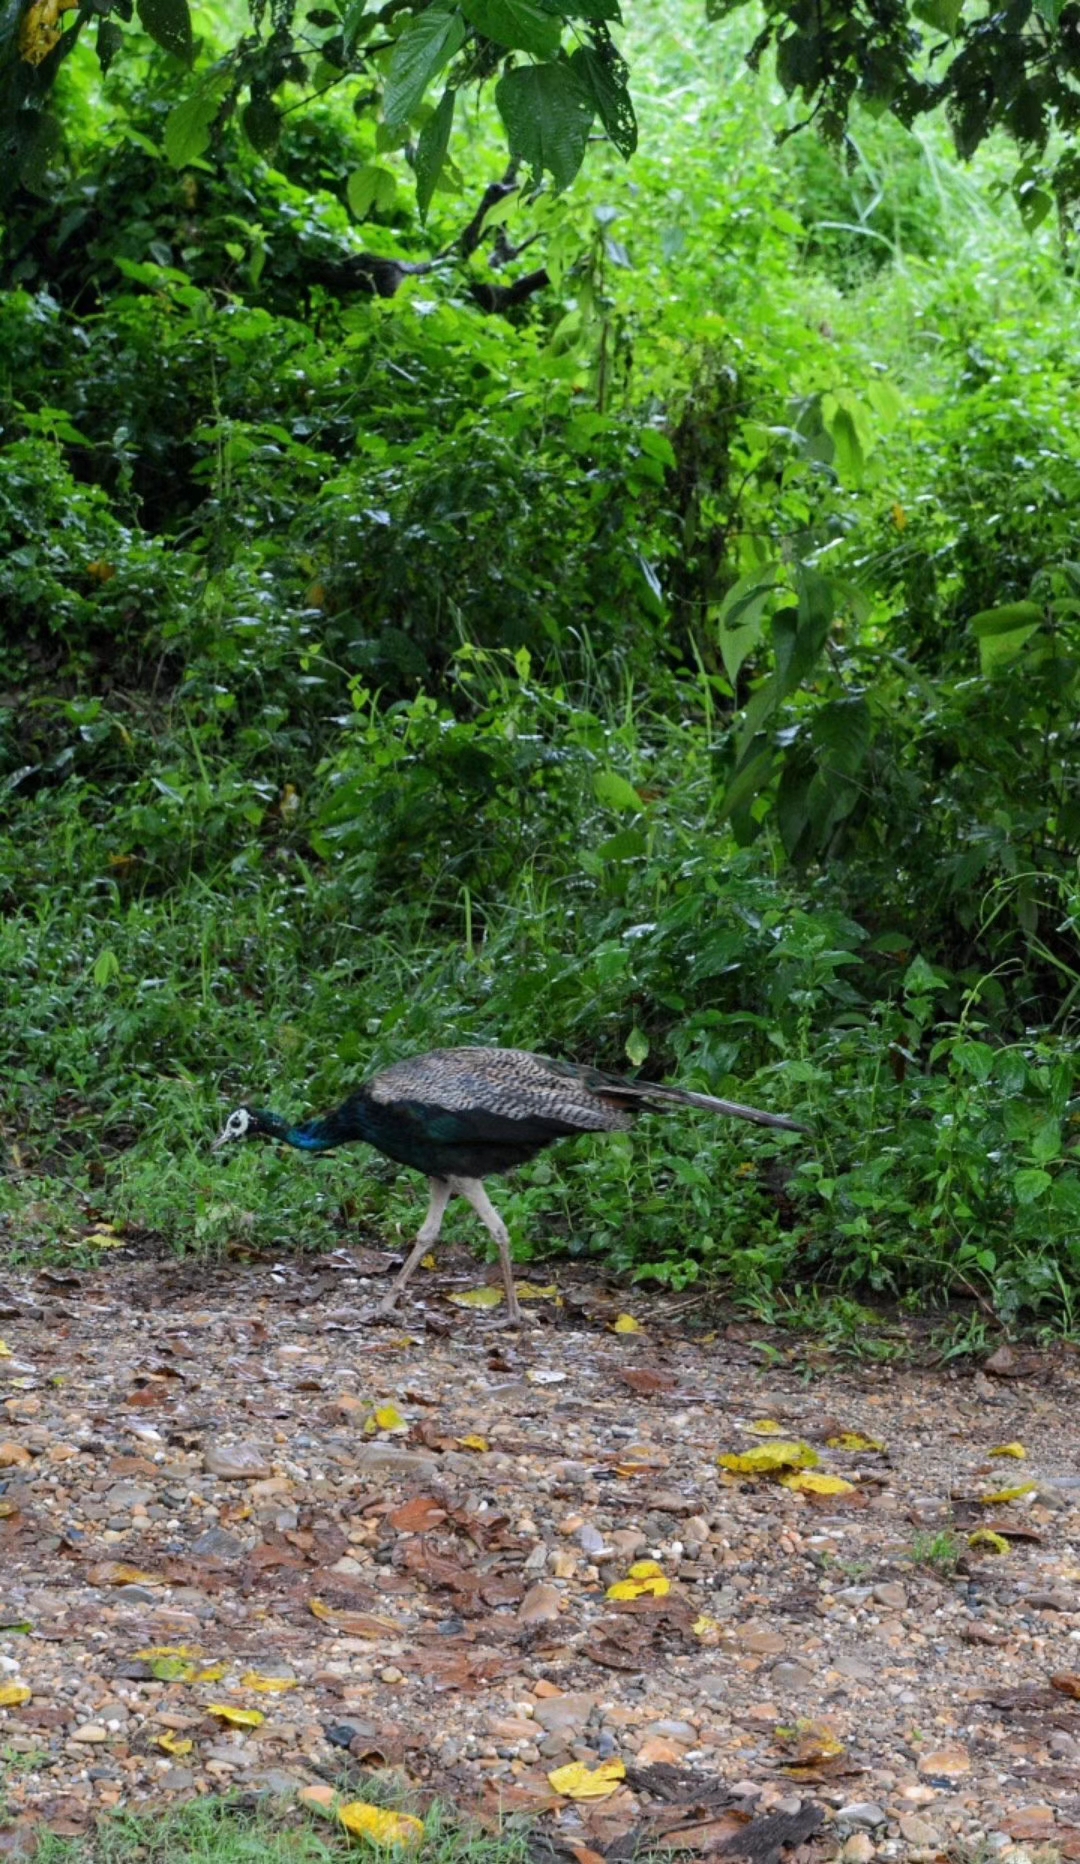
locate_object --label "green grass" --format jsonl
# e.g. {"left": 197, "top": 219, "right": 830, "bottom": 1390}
{"left": 21, "top": 1794, "right": 533, "bottom": 1864}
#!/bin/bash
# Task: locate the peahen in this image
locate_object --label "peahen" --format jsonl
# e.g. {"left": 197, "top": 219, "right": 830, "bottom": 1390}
{"left": 212, "top": 1046, "right": 805, "bottom": 1325}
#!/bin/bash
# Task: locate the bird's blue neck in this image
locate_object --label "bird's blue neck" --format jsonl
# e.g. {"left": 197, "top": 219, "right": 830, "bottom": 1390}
{"left": 256, "top": 1097, "right": 374, "bottom": 1153}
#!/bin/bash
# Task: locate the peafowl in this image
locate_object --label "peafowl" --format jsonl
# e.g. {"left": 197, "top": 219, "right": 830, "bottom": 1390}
{"left": 212, "top": 1046, "right": 805, "bottom": 1325}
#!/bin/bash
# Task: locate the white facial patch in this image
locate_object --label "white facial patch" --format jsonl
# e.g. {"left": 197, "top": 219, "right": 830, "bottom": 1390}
{"left": 214, "top": 1107, "right": 253, "bottom": 1148}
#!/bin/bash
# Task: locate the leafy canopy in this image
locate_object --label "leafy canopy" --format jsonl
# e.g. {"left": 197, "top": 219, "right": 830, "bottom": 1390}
{"left": 3, "top": 0, "right": 1080, "bottom": 231}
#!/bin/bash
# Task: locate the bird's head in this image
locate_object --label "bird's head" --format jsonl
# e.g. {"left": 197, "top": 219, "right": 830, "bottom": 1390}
{"left": 212, "top": 1105, "right": 282, "bottom": 1150}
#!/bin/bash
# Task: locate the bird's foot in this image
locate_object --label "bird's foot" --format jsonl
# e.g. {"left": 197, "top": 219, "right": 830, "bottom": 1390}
{"left": 486, "top": 1306, "right": 523, "bottom": 1329}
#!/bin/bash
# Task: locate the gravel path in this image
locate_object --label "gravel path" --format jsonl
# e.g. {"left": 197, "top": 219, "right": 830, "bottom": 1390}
{"left": 1, "top": 1249, "right": 1078, "bottom": 1859}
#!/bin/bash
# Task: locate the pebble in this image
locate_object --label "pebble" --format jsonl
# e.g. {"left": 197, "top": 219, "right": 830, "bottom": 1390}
{"left": 837, "top": 1804, "right": 888, "bottom": 1830}
{"left": 202, "top": 1443, "right": 273, "bottom": 1480}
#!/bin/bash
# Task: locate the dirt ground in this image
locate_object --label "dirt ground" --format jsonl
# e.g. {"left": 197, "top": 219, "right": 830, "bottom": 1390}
{"left": 1, "top": 1245, "right": 1078, "bottom": 1861}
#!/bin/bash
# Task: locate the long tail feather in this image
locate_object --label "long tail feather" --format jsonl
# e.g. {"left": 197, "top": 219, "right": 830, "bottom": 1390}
{"left": 607, "top": 1077, "right": 807, "bottom": 1132}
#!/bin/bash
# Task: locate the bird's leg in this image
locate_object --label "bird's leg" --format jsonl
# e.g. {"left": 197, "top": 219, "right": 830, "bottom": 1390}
{"left": 455, "top": 1178, "right": 522, "bottom": 1326}
{"left": 375, "top": 1177, "right": 451, "bottom": 1318}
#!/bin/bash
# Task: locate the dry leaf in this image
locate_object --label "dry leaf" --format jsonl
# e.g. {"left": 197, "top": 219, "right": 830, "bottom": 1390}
{"left": 0, "top": 1685, "right": 31, "bottom": 1707}
{"left": 456, "top": 1434, "right": 489, "bottom": 1452}
{"left": 989, "top": 1442, "right": 1026, "bottom": 1459}
{"left": 779, "top": 1471, "right": 855, "bottom": 1496}
{"left": 969, "top": 1530, "right": 1011, "bottom": 1555}
{"left": 309, "top": 1599, "right": 398, "bottom": 1636}
{"left": 780, "top": 1718, "right": 845, "bottom": 1764}
{"left": 1051, "top": 1673, "right": 1080, "bottom": 1699}
{"left": 338, "top": 1803, "right": 425, "bottom": 1846}
{"left": 980, "top": 1483, "right": 1036, "bottom": 1505}
{"left": 613, "top": 1314, "right": 644, "bottom": 1333}
{"left": 156, "top": 1732, "right": 193, "bottom": 1755}
{"left": 86, "top": 1562, "right": 163, "bottom": 1586}
{"left": 366, "top": 1404, "right": 408, "bottom": 1434}
{"left": 448, "top": 1287, "right": 503, "bottom": 1308}
{"left": 826, "top": 1432, "right": 886, "bottom": 1452}
{"left": 548, "top": 1758, "right": 627, "bottom": 1800}
{"left": 718, "top": 1442, "right": 819, "bottom": 1476}
{"left": 388, "top": 1496, "right": 446, "bottom": 1533}
{"left": 692, "top": 1614, "right": 723, "bottom": 1641}
{"left": 206, "top": 1704, "right": 264, "bottom": 1727}
{"left": 516, "top": 1282, "right": 557, "bottom": 1299}
{"left": 749, "top": 1419, "right": 784, "bottom": 1435}
{"left": 240, "top": 1672, "right": 298, "bottom": 1692}
{"left": 134, "top": 1645, "right": 201, "bottom": 1660}
{"left": 0, "top": 1341, "right": 11, "bottom": 1358}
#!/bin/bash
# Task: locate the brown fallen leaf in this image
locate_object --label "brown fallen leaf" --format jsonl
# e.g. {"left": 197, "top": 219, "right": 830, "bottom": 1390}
{"left": 1051, "top": 1672, "right": 1080, "bottom": 1699}
{"left": 86, "top": 1562, "right": 163, "bottom": 1587}
{"left": 618, "top": 1368, "right": 677, "bottom": 1396}
{"left": 388, "top": 1496, "right": 446, "bottom": 1533}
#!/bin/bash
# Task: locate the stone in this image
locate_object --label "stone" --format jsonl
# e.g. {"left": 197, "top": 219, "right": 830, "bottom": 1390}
{"left": 899, "top": 1816, "right": 941, "bottom": 1846}
{"left": 203, "top": 1442, "right": 273, "bottom": 1480}
{"left": 771, "top": 1662, "right": 815, "bottom": 1690}
{"left": 533, "top": 1692, "right": 596, "bottom": 1736}
{"left": 105, "top": 1483, "right": 155, "bottom": 1510}
{"left": 917, "top": 1747, "right": 970, "bottom": 1780}
{"left": 191, "top": 1526, "right": 246, "bottom": 1559}
{"left": 518, "top": 1583, "right": 561, "bottom": 1625}
{"left": 70, "top": 1724, "right": 108, "bottom": 1744}
{"left": 842, "top": 1835, "right": 875, "bottom": 1862}
{"left": 836, "top": 1804, "right": 888, "bottom": 1829}
{"left": 0, "top": 1444, "right": 32, "bottom": 1469}
{"left": 872, "top": 1582, "right": 907, "bottom": 1610}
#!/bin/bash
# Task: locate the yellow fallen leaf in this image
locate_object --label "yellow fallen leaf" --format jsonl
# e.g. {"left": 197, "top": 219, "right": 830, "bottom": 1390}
{"left": 989, "top": 1442, "right": 1026, "bottom": 1459}
{"left": 826, "top": 1432, "right": 886, "bottom": 1453}
{"left": 420, "top": 1254, "right": 437, "bottom": 1270}
{"left": 456, "top": 1434, "right": 489, "bottom": 1452}
{"left": 338, "top": 1803, "right": 425, "bottom": 1846}
{"left": 149, "top": 1656, "right": 200, "bottom": 1683}
{"left": 692, "top": 1614, "right": 723, "bottom": 1640}
{"left": 135, "top": 1645, "right": 200, "bottom": 1660}
{"left": 88, "top": 1563, "right": 163, "bottom": 1586}
{"left": 548, "top": 1758, "right": 626, "bottom": 1800}
{"left": 0, "top": 1501, "right": 17, "bottom": 1518}
{"left": 0, "top": 1684, "right": 31, "bottom": 1707}
{"left": 980, "top": 1484, "right": 1036, "bottom": 1505}
{"left": 517, "top": 1282, "right": 558, "bottom": 1300}
{"left": 0, "top": 1341, "right": 11, "bottom": 1358}
{"left": 781, "top": 1718, "right": 845, "bottom": 1764}
{"left": 206, "top": 1704, "right": 264, "bottom": 1728}
{"left": 366, "top": 1404, "right": 408, "bottom": 1434}
{"left": 448, "top": 1287, "right": 503, "bottom": 1308}
{"left": 613, "top": 1313, "right": 643, "bottom": 1333}
{"left": 194, "top": 1663, "right": 229, "bottom": 1683}
{"left": 779, "top": 1471, "right": 856, "bottom": 1495}
{"left": 309, "top": 1599, "right": 335, "bottom": 1621}
{"left": 749, "top": 1419, "right": 783, "bottom": 1435}
{"left": 156, "top": 1732, "right": 193, "bottom": 1756}
{"left": 718, "top": 1442, "right": 819, "bottom": 1476}
{"left": 241, "top": 1672, "right": 298, "bottom": 1692}
{"left": 607, "top": 1560, "right": 670, "bottom": 1600}
{"left": 969, "top": 1529, "right": 1011, "bottom": 1555}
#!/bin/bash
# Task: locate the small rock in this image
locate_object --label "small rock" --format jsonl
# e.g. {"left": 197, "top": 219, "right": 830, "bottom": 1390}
{"left": 203, "top": 1443, "right": 273, "bottom": 1480}
{"left": 872, "top": 1582, "right": 907, "bottom": 1611}
{"left": 771, "top": 1662, "right": 815, "bottom": 1690}
{"left": 578, "top": 1524, "right": 609, "bottom": 1557}
{"left": 70, "top": 1724, "right": 108, "bottom": 1744}
{"left": 899, "top": 1816, "right": 941, "bottom": 1847}
{"left": 842, "top": 1835, "right": 875, "bottom": 1862}
{"left": 191, "top": 1526, "right": 245, "bottom": 1559}
{"left": 917, "top": 1746, "right": 970, "bottom": 1780}
{"left": 0, "top": 1444, "right": 32, "bottom": 1469}
{"left": 518, "top": 1583, "right": 561, "bottom": 1625}
{"left": 105, "top": 1483, "right": 155, "bottom": 1510}
{"left": 836, "top": 1804, "right": 888, "bottom": 1830}
{"left": 533, "top": 1691, "right": 596, "bottom": 1736}
{"left": 983, "top": 1345, "right": 1019, "bottom": 1378}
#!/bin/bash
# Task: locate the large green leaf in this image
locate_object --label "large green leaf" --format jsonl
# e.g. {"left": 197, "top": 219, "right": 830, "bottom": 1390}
{"left": 570, "top": 37, "right": 636, "bottom": 157}
{"left": 384, "top": 3, "right": 465, "bottom": 128}
{"left": 414, "top": 84, "right": 455, "bottom": 218}
{"left": 460, "top": 0, "right": 561, "bottom": 56}
{"left": 716, "top": 568, "right": 784, "bottom": 684}
{"left": 969, "top": 600, "right": 1043, "bottom": 673}
{"left": 164, "top": 75, "right": 231, "bottom": 167}
{"left": 137, "top": 0, "right": 193, "bottom": 63}
{"left": 495, "top": 60, "right": 594, "bottom": 188}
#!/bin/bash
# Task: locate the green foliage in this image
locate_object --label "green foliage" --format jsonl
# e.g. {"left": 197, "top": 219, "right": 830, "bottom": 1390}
{"left": 0, "top": 0, "right": 1078, "bottom": 1333}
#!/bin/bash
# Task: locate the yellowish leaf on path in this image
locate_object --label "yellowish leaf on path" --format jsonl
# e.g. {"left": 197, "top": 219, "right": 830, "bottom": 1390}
{"left": 308, "top": 1599, "right": 398, "bottom": 1635}
{"left": 87, "top": 1562, "right": 163, "bottom": 1586}
{"left": 156, "top": 1732, "right": 193, "bottom": 1756}
{"left": 749, "top": 1419, "right": 783, "bottom": 1435}
{"left": 980, "top": 1483, "right": 1036, "bottom": 1505}
{"left": 241, "top": 1672, "right": 298, "bottom": 1692}
{"left": 206, "top": 1705, "right": 264, "bottom": 1728}
{"left": 826, "top": 1432, "right": 886, "bottom": 1453}
{"left": 607, "top": 1560, "right": 670, "bottom": 1600}
{"left": 448, "top": 1287, "right": 503, "bottom": 1308}
{"left": 969, "top": 1529, "right": 1010, "bottom": 1555}
{"left": 456, "top": 1434, "right": 489, "bottom": 1452}
{"left": 135, "top": 1646, "right": 200, "bottom": 1660}
{"left": 0, "top": 1684, "right": 32, "bottom": 1707}
{"left": 719, "top": 1442, "right": 819, "bottom": 1476}
{"left": 0, "top": 1340, "right": 11, "bottom": 1358}
{"left": 366, "top": 1404, "right": 407, "bottom": 1434}
{"left": 778, "top": 1719, "right": 845, "bottom": 1764}
{"left": 692, "top": 1615, "right": 723, "bottom": 1640}
{"left": 517, "top": 1282, "right": 558, "bottom": 1300}
{"left": 779, "top": 1471, "right": 856, "bottom": 1496}
{"left": 989, "top": 1442, "right": 1026, "bottom": 1459}
{"left": 194, "top": 1663, "right": 228, "bottom": 1683}
{"left": 338, "top": 1803, "right": 425, "bottom": 1846}
{"left": 548, "top": 1759, "right": 627, "bottom": 1800}
{"left": 0, "top": 1501, "right": 17, "bottom": 1518}
{"left": 420, "top": 1254, "right": 437, "bottom": 1270}
{"left": 613, "top": 1313, "right": 643, "bottom": 1333}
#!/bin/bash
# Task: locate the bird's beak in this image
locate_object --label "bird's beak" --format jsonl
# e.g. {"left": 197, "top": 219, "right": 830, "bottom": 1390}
{"left": 211, "top": 1129, "right": 231, "bottom": 1151}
